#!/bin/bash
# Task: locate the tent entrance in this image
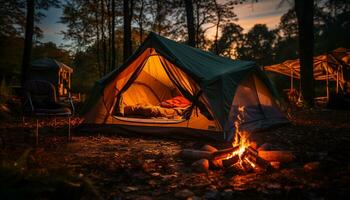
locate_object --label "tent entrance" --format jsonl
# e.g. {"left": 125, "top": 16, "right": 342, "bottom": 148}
{"left": 114, "top": 54, "right": 193, "bottom": 122}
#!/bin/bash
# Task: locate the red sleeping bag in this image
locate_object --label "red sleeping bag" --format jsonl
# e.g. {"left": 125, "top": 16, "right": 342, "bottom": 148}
{"left": 160, "top": 96, "right": 191, "bottom": 108}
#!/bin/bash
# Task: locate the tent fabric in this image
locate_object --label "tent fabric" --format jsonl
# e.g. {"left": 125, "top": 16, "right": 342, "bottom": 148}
{"left": 81, "top": 32, "right": 287, "bottom": 141}
{"left": 264, "top": 48, "right": 350, "bottom": 88}
{"left": 29, "top": 58, "right": 73, "bottom": 96}
{"left": 225, "top": 74, "right": 287, "bottom": 140}
{"left": 31, "top": 58, "right": 73, "bottom": 73}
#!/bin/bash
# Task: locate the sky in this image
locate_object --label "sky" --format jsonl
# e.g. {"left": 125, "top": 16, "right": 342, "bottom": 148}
{"left": 38, "top": 0, "right": 292, "bottom": 46}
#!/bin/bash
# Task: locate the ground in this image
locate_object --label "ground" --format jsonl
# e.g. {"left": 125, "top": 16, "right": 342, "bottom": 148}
{"left": 0, "top": 110, "right": 350, "bottom": 199}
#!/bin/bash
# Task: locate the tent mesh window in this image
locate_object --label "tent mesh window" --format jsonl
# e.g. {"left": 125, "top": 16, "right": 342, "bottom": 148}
{"left": 114, "top": 54, "right": 192, "bottom": 122}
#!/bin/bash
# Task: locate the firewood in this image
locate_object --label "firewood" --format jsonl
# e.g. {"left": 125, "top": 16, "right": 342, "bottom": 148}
{"left": 246, "top": 146, "right": 258, "bottom": 156}
{"left": 258, "top": 150, "right": 295, "bottom": 163}
{"left": 181, "top": 149, "right": 213, "bottom": 160}
{"left": 201, "top": 145, "right": 218, "bottom": 153}
{"left": 222, "top": 155, "right": 239, "bottom": 168}
{"left": 246, "top": 151, "right": 274, "bottom": 171}
{"left": 211, "top": 146, "right": 240, "bottom": 160}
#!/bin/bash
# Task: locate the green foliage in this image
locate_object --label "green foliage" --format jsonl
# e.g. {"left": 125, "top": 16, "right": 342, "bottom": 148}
{"left": 72, "top": 49, "right": 100, "bottom": 94}
{"left": 0, "top": 149, "right": 102, "bottom": 200}
{"left": 0, "top": 36, "right": 23, "bottom": 81}
{"left": 210, "top": 22, "right": 243, "bottom": 57}
{"left": 32, "top": 42, "right": 73, "bottom": 66}
{"left": 0, "top": 37, "right": 73, "bottom": 85}
{"left": 237, "top": 24, "right": 276, "bottom": 66}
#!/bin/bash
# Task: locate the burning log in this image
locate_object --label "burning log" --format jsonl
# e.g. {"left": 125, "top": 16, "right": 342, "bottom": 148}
{"left": 211, "top": 146, "right": 240, "bottom": 160}
{"left": 222, "top": 155, "right": 239, "bottom": 168}
{"left": 245, "top": 151, "right": 274, "bottom": 171}
{"left": 258, "top": 150, "right": 295, "bottom": 163}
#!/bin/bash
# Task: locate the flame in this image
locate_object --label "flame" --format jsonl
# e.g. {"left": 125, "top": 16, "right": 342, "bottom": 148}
{"left": 224, "top": 106, "right": 256, "bottom": 170}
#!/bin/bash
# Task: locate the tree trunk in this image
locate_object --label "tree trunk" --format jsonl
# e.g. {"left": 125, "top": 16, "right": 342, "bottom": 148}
{"left": 94, "top": 1, "right": 103, "bottom": 78}
{"left": 138, "top": 0, "right": 144, "bottom": 44}
{"left": 295, "top": 0, "right": 315, "bottom": 107}
{"left": 107, "top": 0, "right": 112, "bottom": 72}
{"left": 195, "top": 1, "right": 200, "bottom": 48}
{"left": 123, "top": 0, "right": 133, "bottom": 61}
{"left": 101, "top": 0, "right": 108, "bottom": 75}
{"left": 184, "top": 0, "right": 195, "bottom": 47}
{"left": 21, "top": 0, "right": 35, "bottom": 87}
{"left": 111, "top": 0, "right": 116, "bottom": 70}
{"left": 213, "top": 0, "right": 221, "bottom": 55}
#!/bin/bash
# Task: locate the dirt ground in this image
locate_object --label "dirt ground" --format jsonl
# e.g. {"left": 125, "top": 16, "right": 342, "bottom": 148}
{"left": 1, "top": 109, "right": 350, "bottom": 200}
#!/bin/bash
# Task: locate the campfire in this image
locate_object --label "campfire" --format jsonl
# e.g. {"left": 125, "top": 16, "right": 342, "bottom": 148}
{"left": 182, "top": 106, "right": 294, "bottom": 172}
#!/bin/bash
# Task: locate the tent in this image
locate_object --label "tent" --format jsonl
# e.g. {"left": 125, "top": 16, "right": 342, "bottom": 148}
{"left": 264, "top": 47, "right": 350, "bottom": 101}
{"left": 30, "top": 58, "right": 73, "bottom": 97}
{"left": 81, "top": 32, "right": 287, "bottom": 141}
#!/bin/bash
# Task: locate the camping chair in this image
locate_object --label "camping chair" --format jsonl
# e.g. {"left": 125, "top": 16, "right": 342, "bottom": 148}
{"left": 22, "top": 80, "right": 74, "bottom": 145}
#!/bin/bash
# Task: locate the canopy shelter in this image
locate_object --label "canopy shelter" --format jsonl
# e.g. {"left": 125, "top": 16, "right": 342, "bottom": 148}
{"left": 80, "top": 32, "right": 287, "bottom": 142}
{"left": 264, "top": 48, "right": 350, "bottom": 101}
{"left": 29, "top": 58, "right": 73, "bottom": 97}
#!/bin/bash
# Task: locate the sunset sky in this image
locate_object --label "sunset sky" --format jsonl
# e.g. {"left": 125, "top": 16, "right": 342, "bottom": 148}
{"left": 38, "top": 0, "right": 292, "bottom": 46}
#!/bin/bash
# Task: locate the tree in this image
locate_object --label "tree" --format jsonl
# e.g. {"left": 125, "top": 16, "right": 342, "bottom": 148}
{"left": 0, "top": 0, "right": 26, "bottom": 37}
{"left": 123, "top": 0, "right": 133, "bottom": 61}
{"left": 20, "top": 0, "right": 34, "bottom": 87}
{"left": 111, "top": 0, "right": 116, "bottom": 70}
{"left": 61, "top": 0, "right": 121, "bottom": 76}
{"left": 212, "top": 0, "right": 236, "bottom": 54}
{"left": 295, "top": 0, "right": 315, "bottom": 106}
{"left": 135, "top": 0, "right": 145, "bottom": 44}
{"left": 210, "top": 23, "right": 243, "bottom": 57}
{"left": 237, "top": 24, "right": 275, "bottom": 66}
{"left": 184, "top": 0, "right": 195, "bottom": 47}
{"left": 32, "top": 42, "right": 73, "bottom": 65}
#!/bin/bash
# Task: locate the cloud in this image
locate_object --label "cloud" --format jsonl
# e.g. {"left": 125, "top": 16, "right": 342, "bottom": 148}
{"left": 233, "top": 0, "right": 291, "bottom": 31}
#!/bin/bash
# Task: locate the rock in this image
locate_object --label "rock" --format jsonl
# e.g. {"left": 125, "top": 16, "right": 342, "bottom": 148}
{"left": 122, "top": 186, "right": 139, "bottom": 192}
{"left": 148, "top": 179, "right": 158, "bottom": 187}
{"left": 270, "top": 161, "right": 280, "bottom": 170}
{"left": 221, "top": 189, "right": 233, "bottom": 200}
{"left": 204, "top": 191, "right": 219, "bottom": 200}
{"left": 175, "top": 189, "right": 194, "bottom": 199}
{"left": 188, "top": 196, "right": 201, "bottom": 200}
{"left": 211, "top": 159, "right": 223, "bottom": 168}
{"left": 192, "top": 159, "right": 209, "bottom": 172}
{"left": 266, "top": 183, "right": 282, "bottom": 189}
{"left": 303, "top": 161, "right": 320, "bottom": 172}
{"left": 134, "top": 196, "right": 153, "bottom": 200}
{"left": 258, "top": 150, "right": 295, "bottom": 163}
{"left": 258, "top": 143, "right": 275, "bottom": 151}
{"left": 201, "top": 145, "right": 218, "bottom": 152}
{"left": 249, "top": 141, "right": 258, "bottom": 150}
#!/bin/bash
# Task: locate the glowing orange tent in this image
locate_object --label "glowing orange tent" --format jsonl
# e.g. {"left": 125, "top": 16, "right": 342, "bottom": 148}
{"left": 80, "top": 33, "right": 288, "bottom": 141}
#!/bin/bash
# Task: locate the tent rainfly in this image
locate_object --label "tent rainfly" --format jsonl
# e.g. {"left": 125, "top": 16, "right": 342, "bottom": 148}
{"left": 80, "top": 32, "right": 288, "bottom": 142}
